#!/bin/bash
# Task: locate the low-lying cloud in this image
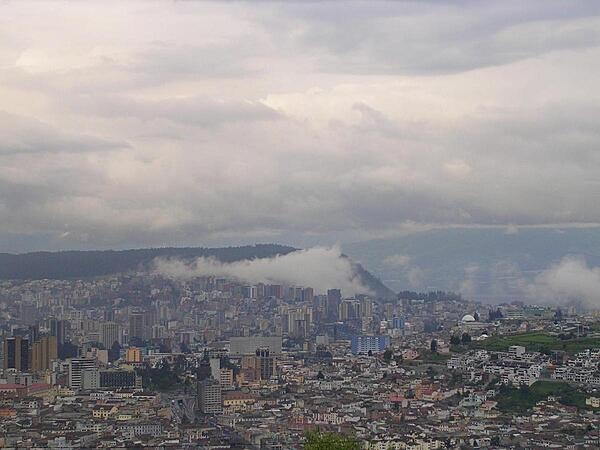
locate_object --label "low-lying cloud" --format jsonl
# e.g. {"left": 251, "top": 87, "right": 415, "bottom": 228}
{"left": 527, "top": 256, "right": 600, "bottom": 309}
{"left": 454, "top": 255, "right": 600, "bottom": 309}
{"left": 152, "top": 246, "right": 371, "bottom": 297}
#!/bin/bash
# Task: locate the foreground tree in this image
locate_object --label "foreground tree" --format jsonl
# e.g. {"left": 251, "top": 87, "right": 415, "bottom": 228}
{"left": 304, "top": 431, "right": 360, "bottom": 450}
{"left": 430, "top": 339, "right": 438, "bottom": 353}
{"left": 383, "top": 348, "right": 393, "bottom": 362}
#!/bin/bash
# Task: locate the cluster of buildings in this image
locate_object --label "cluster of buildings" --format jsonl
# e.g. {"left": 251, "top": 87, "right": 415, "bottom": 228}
{"left": 0, "top": 275, "right": 598, "bottom": 448}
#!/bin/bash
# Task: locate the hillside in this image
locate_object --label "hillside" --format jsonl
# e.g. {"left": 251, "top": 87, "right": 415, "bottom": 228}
{"left": 0, "top": 244, "right": 394, "bottom": 300}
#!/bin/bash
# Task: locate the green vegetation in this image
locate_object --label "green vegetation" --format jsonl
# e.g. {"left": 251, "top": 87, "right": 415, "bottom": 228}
{"left": 419, "top": 350, "right": 451, "bottom": 363}
{"left": 474, "top": 332, "right": 600, "bottom": 354}
{"left": 136, "top": 358, "right": 189, "bottom": 391}
{"left": 137, "top": 364, "right": 180, "bottom": 391}
{"left": 383, "top": 348, "right": 393, "bottom": 363}
{"left": 496, "top": 381, "right": 592, "bottom": 412}
{"left": 304, "top": 431, "right": 360, "bottom": 450}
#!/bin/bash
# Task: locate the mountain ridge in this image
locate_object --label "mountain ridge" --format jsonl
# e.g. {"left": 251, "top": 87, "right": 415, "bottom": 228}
{"left": 0, "top": 244, "right": 395, "bottom": 300}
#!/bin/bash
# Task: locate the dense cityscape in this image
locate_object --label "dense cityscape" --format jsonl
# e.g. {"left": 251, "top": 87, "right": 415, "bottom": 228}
{"left": 0, "top": 268, "right": 599, "bottom": 449}
{"left": 3, "top": 0, "right": 600, "bottom": 449}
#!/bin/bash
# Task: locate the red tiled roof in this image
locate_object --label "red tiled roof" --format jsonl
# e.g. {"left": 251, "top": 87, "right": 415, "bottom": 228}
{"left": 0, "top": 384, "right": 26, "bottom": 390}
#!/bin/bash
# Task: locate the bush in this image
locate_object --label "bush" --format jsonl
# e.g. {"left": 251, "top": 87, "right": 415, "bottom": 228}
{"left": 304, "top": 431, "right": 360, "bottom": 450}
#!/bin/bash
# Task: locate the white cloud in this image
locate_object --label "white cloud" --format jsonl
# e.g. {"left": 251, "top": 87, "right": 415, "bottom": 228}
{"left": 407, "top": 267, "right": 426, "bottom": 290}
{"left": 152, "top": 246, "right": 371, "bottom": 297}
{"left": 383, "top": 254, "right": 411, "bottom": 268}
{"left": 527, "top": 256, "right": 600, "bottom": 309}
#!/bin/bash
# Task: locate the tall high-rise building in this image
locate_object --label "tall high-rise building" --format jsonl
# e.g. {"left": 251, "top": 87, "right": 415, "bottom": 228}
{"left": 49, "top": 318, "right": 68, "bottom": 346}
{"left": 266, "top": 284, "right": 283, "bottom": 299}
{"left": 197, "top": 379, "right": 222, "bottom": 414}
{"left": 256, "top": 283, "right": 266, "bottom": 299}
{"left": 144, "top": 309, "right": 156, "bottom": 329}
{"left": 151, "top": 325, "right": 166, "bottom": 339}
{"left": 255, "top": 348, "right": 274, "bottom": 381}
{"left": 129, "top": 312, "right": 146, "bottom": 342}
{"left": 103, "top": 309, "right": 115, "bottom": 322}
{"left": 302, "top": 287, "right": 314, "bottom": 303}
{"left": 68, "top": 358, "right": 97, "bottom": 389}
{"left": 197, "top": 359, "right": 212, "bottom": 382}
{"left": 287, "top": 307, "right": 312, "bottom": 338}
{"left": 31, "top": 335, "right": 58, "bottom": 372}
{"left": 3, "top": 336, "right": 30, "bottom": 372}
{"left": 327, "top": 289, "right": 342, "bottom": 322}
{"left": 241, "top": 286, "right": 257, "bottom": 299}
{"left": 29, "top": 324, "right": 40, "bottom": 343}
{"left": 101, "top": 322, "right": 120, "bottom": 347}
{"left": 361, "top": 297, "right": 374, "bottom": 319}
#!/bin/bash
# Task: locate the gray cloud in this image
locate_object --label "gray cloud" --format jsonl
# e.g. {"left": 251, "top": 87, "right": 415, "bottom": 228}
{"left": 0, "top": 2, "right": 599, "bottom": 252}
{"left": 274, "top": 1, "right": 600, "bottom": 74}
{"left": 0, "top": 111, "right": 127, "bottom": 155}
{"left": 66, "top": 95, "right": 281, "bottom": 127}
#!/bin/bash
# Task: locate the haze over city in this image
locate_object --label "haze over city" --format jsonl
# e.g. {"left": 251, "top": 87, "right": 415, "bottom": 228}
{"left": 1, "top": 2, "right": 600, "bottom": 448}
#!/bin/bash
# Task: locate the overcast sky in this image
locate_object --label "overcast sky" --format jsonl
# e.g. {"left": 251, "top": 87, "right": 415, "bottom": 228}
{"left": 1, "top": 1, "right": 600, "bottom": 253}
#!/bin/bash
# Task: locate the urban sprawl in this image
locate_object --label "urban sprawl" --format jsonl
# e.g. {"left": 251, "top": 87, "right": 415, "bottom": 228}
{"left": 0, "top": 275, "right": 599, "bottom": 448}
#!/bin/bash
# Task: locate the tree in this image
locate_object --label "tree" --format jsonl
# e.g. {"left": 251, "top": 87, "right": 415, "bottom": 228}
{"left": 450, "top": 335, "right": 461, "bottom": 346}
{"left": 383, "top": 348, "right": 393, "bottom": 362}
{"left": 430, "top": 339, "right": 438, "bottom": 353}
{"left": 108, "top": 341, "right": 121, "bottom": 362}
{"left": 554, "top": 308, "right": 563, "bottom": 321}
{"left": 488, "top": 308, "right": 503, "bottom": 321}
{"left": 461, "top": 333, "right": 471, "bottom": 344}
{"left": 426, "top": 366, "right": 438, "bottom": 381}
{"left": 304, "top": 431, "right": 360, "bottom": 450}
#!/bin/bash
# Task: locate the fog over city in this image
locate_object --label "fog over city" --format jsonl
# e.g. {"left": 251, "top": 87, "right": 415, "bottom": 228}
{"left": 152, "top": 246, "right": 372, "bottom": 297}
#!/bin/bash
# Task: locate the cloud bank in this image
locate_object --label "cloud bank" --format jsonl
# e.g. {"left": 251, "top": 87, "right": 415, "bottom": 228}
{"left": 152, "top": 246, "right": 371, "bottom": 297}
{"left": 1, "top": 1, "right": 600, "bottom": 251}
{"left": 527, "top": 256, "right": 600, "bottom": 309}
{"left": 452, "top": 255, "right": 600, "bottom": 309}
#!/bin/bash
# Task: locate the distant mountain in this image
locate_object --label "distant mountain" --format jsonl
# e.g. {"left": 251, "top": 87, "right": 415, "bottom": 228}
{"left": 0, "top": 244, "right": 297, "bottom": 279}
{"left": 343, "top": 227, "right": 600, "bottom": 302}
{"left": 349, "top": 260, "right": 395, "bottom": 300}
{"left": 0, "top": 244, "right": 394, "bottom": 299}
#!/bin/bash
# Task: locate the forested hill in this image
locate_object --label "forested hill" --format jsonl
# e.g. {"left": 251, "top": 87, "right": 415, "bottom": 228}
{"left": 0, "top": 244, "right": 395, "bottom": 299}
{"left": 0, "top": 244, "right": 297, "bottom": 280}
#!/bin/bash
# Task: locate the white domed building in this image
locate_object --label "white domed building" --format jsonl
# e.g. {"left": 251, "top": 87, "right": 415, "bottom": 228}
{"left": 459, "top": 313, "right": 487, "bottom": 331}
{"left": 461, "top": 314, "right": 476, "bottom": 324}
